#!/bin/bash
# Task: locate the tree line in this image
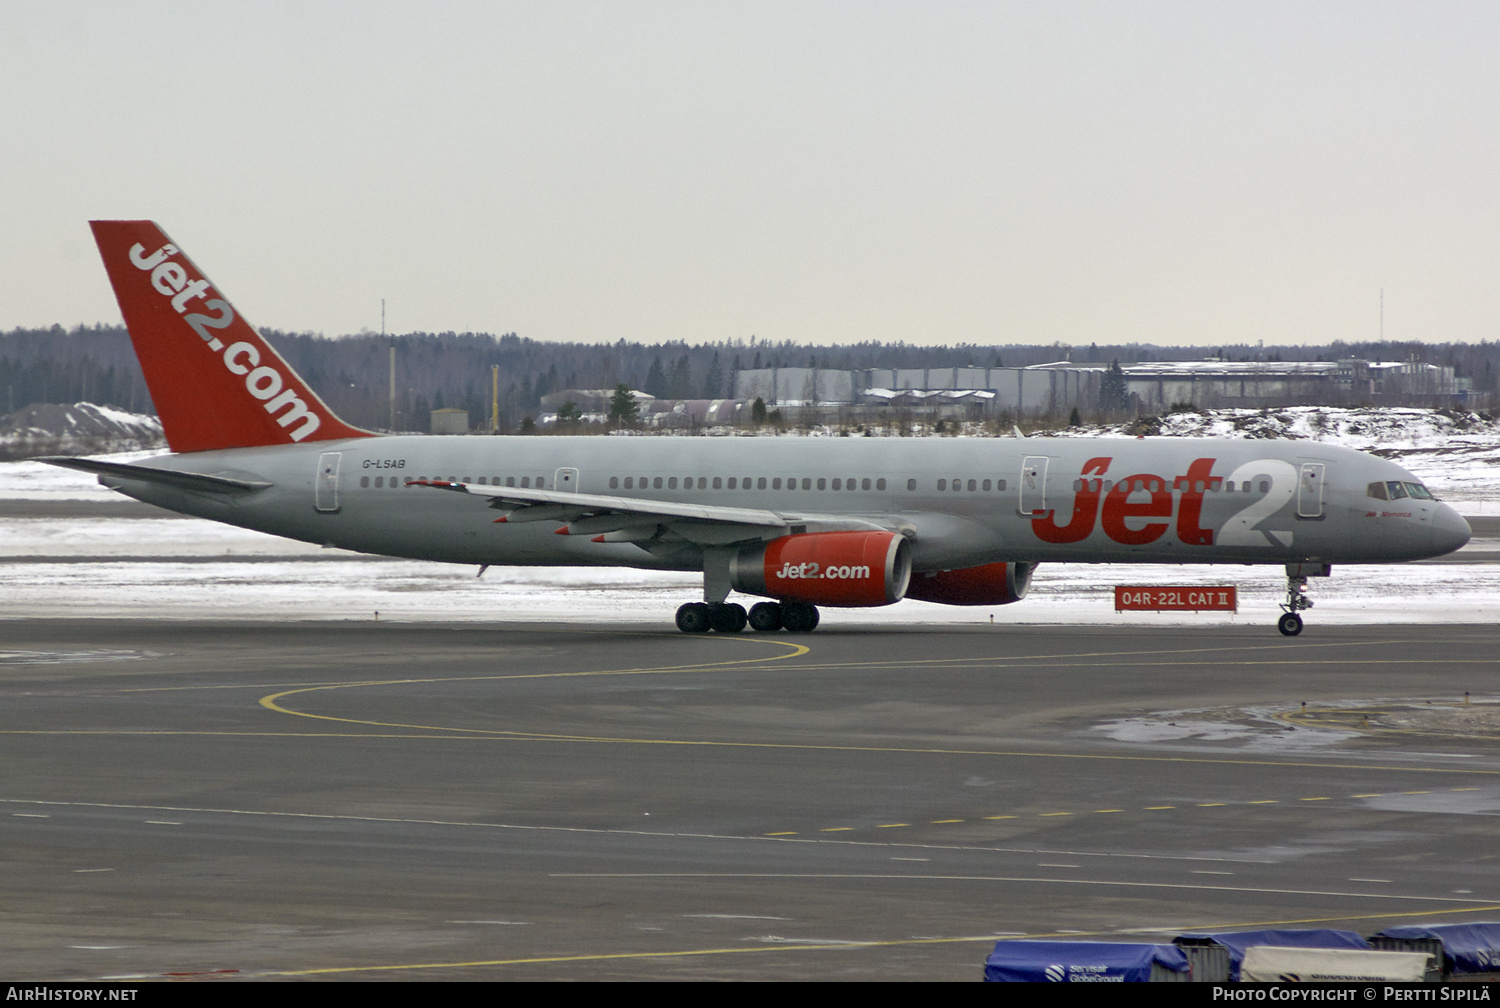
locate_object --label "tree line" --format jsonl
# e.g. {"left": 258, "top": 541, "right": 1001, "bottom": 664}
{"left": 3, "top": 324, "right": 1496, "bottom": 431}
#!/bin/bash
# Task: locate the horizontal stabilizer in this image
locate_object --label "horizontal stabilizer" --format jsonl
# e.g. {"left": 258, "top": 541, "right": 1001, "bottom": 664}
{"left": 35, "top": 457, "right": 273, "bottom": 494}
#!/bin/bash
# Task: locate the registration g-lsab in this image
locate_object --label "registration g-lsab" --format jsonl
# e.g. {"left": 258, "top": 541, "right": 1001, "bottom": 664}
{"left": 44, "top": 222, "right": 1471, "bottom": 636}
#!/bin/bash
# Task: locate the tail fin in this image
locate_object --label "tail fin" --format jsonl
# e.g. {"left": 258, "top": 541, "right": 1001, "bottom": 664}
{"left": 90, "top": 221, "right": 371, "bottom": 453}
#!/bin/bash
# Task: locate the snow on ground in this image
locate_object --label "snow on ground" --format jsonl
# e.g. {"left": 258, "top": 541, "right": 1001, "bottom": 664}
{"left": 0, "top": 547, "right": 1493, "bottom": 627}
{"left": 1, "top": 406, "right": 1494, "bottom": 626}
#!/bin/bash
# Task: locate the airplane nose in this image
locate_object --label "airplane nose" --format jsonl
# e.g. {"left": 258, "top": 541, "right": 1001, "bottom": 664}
{"left": 1431, "top": 506, "right": 1471, "bottom": 556}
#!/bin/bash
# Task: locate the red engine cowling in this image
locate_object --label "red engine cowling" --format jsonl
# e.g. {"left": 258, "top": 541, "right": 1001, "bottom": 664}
{"left": 903, "top": 562, "right": 1036, "bottom": 606}
{"left": 729, "top": 531, "right": 912, "bottom": 607}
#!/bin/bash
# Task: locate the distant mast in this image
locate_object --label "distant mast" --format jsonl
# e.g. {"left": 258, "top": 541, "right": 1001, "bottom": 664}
{"left": 384, "top": 299, "right": 396, "bottom": 432}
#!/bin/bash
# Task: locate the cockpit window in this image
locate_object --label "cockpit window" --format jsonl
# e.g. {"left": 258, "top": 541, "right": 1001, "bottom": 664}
{"left": 1369, "top": 480, "right": 1437, "bottom": 501}
{"left": 1405, "top": 482, "right": 1435, "bottom": 500}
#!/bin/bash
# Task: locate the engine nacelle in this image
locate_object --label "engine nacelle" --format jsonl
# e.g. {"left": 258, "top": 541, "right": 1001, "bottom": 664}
{"left": 903, "top": 562, "right": 1036, "bottom": 606}
{"left": 730, "top": 531, "right": 912, "bottom": 607}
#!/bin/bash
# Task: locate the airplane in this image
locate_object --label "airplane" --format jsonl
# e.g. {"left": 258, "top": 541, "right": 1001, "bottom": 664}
{"left": 39, "top": 221, "right": 1472, "bottom": 637}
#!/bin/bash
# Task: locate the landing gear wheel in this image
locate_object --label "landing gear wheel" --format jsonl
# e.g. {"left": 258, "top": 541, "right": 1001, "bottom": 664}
{"left": 708, "top": 602, "right": 747, "bottom": 633}
{"left": 747, "top": 601, "right": 783, "bottom": 632}
{"left": 675, "top": 602, "right": 711, "bottom": 633}
{"left": 780, "top": 601, "right": 820, "bottom": 633}
{"left": 1277, "top": 612, "right": 1303, "bottom": 637}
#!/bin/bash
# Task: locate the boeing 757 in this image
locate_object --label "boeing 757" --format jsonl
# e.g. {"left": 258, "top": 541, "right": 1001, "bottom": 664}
{"left": 40, "top": 222, "right": 1472, "bottom": 636}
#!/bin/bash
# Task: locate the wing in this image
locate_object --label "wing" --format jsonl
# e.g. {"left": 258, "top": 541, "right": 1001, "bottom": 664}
{"left": 408, "top": 480, "right": 902, "bottom": 546}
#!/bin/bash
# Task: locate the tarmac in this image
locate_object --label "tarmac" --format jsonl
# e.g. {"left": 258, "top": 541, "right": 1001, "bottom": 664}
{"left": 3, "top": 618, "right": 1500, "bottom": 980}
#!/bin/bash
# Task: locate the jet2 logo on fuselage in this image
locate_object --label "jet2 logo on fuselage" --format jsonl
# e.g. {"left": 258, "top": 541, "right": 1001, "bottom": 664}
{"left": 1030, "top": 456, "right": 1295, "bottom": 548}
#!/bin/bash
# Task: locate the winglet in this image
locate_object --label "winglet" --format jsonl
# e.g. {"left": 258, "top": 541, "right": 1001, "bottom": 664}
{"left": 90, "top": 221, "right": 372, "bottom": 453}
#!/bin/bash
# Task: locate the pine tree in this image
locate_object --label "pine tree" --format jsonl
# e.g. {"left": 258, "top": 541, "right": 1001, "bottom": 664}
{"left": 608, "top": 384, "right": 640, "bottom": 426}
{"left": 1100, "top": 360, "right": 1130, "bottom": 414}
{"left": 702, "top": 351, "right": 724, "bottom": 399}
{"left": 644, "top": 357, "right": 667, "bottom": 398}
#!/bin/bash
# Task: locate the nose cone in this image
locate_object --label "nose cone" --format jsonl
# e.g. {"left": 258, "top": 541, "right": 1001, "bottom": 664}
{"left": 1431, "top": 505, "right": 1472, "bottom": 557}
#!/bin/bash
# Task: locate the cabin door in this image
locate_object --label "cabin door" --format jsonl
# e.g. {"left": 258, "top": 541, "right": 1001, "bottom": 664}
{"left": 315, "top": 452, "right": 342, "bottom": 513}
{"left": 1297, "top": 462, "right": 1326, "bottom": 519}
{"left": 1020, "top": 456, "right": 1049, "bottom": 515}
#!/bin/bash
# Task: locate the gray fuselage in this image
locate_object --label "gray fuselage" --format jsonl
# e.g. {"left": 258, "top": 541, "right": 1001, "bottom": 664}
{"left": 99, "top": 434, "right": 1471, "bottom": 574}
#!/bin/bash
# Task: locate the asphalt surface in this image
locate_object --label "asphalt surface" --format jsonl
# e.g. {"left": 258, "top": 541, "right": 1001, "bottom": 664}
{"left": 3, "top": 619, "right": 1500, "bottom": 981}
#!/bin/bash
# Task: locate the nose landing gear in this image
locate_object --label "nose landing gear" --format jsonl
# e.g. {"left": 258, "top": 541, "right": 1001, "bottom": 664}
{"left": 1278, "top": 562, "right": 1330, "bottom": 636}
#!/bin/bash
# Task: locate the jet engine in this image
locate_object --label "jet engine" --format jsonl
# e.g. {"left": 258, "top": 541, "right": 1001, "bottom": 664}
{"left": 729, "top": 531, "right": 911, "bottom": 607}
{"left": 903, "top": 562, "right": 1036, "bottom": 606}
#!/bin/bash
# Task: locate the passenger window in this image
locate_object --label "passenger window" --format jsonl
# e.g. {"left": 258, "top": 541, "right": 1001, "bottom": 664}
{"left": 653, "top": 477, "right": 663, "bottom": 489}
{"left": 506, "top": 477, "right": 516, "bottom": 487}
{"left": 772, "top": 478, "right": 782, "bottom": 490}
{"left": 875, "top": 479, "right": 885, "bottom": 491}
{"left": 801, "top": 478, "right": 811, "bottom": 490}
{"left": 1257, "top": 480, "right": 1269, "bottom": 493}
{"left": 982, "top": 479, "right": 991, "bottom": 491}
{"left": 521, "top": 477, "right": 530, "bottom": 488}
{"left": 967, "top": 479, "right": 977, "bottom": 491}
{"left": 609, "top": 477, "right": 619, "bottom": 489}
{"left": 906, "top": 479, "right": 915, "bottom": 491}
{"left": 817, "top": 478, "right": 826, "bottom": 490}
{"left": 713, "top": 477, "right": 722, "bottom": 489}
{"left": 832, "top": 478, "right": 841, "bottom": 490}
{"left": 668, "top": 477, "right": 678, "bottom": 489}
{"left": 937, "top": 479, "right": 947, "bottom": 491}
{"left": 360, "top": 476, "right": 369, "bottom": 488}
{"left": 758, "top": 477, "right": 767, "bottom": 489}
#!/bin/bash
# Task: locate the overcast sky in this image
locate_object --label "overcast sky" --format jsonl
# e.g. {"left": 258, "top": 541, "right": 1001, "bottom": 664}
{"left": 4, "top": 1, "right": 1498, "bottom": 348}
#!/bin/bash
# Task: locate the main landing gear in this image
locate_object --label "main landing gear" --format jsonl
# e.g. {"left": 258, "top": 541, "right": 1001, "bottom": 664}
{"left": 680, "top": 547, "right": 821, "bottom": 633}
{"left": 1277, "top": 562, "right": 1330, "bottom": 637}
{"left": 675, "top": 600, "right": 820, "bottom": 633}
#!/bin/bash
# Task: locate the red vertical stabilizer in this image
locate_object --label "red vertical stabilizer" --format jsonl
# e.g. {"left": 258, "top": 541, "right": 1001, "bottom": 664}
{"left": 90, "top": 220, "right": 371, "bottom": 453}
